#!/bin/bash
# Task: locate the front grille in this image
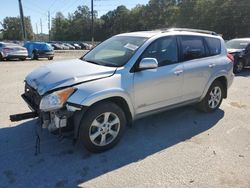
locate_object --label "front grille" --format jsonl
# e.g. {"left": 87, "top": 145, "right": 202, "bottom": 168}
{"left": 22, "top": 83, "right": 42, "bottom": 111}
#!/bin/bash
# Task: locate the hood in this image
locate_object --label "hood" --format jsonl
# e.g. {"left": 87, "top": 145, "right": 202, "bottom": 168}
{"left": 26, "top": 59, "right": 117, "bottom": 95}
{"left": 227, "top": 48, "right": 244, "bottom": 54}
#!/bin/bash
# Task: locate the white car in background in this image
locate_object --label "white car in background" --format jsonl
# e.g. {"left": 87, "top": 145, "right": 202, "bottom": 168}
{"left": 0, "top": 42, "right": 28, "bottom": 61}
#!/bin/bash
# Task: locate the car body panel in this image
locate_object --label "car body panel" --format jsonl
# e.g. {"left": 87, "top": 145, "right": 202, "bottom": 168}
{"left": 0, "top": 42, "right": 28, "bottom": 59}
{"left": 133, "top": 63, "right": 184, "bottom": 114}
{"left": 25, "top": 59, "right": 117, "bottom": 95}
{"left": 24, "top": 42, "right": 54, "bottom": 58}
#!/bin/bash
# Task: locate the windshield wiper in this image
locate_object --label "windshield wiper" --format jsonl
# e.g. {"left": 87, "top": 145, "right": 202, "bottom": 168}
{"left": 81, "top": 58, "right": 118, "bottom": 67}
{"left": 81, "top": 58, "right": 102, "bottom": 65}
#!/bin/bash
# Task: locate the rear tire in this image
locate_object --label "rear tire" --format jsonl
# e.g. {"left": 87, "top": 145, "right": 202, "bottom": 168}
{"left": 197, "top": 80, "right": 224, "bottom": 113}
{"left": 31, "top": 52, "right": 38, "bottom": 60}
{"left": 78, "top": 101, "right": 126, "bottom": 153}
{"left": 0, "top": 54, "right": 3, "bottom": 61}
{"left": 48, "top": 57, "right": 53, "bottom": 60}
{"left": 233, "top": 60, "right": 244, "bottom": 73}
{"left": 19, "top": 58, "right": 26, "bottom": 61}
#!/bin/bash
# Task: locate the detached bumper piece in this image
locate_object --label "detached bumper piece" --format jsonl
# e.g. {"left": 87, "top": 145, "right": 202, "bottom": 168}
{"left": 10, "top": 112, "right": 38, "bottom": 122}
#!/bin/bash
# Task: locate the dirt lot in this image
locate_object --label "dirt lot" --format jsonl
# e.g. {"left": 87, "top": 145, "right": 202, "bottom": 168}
{"left": 0, "top": 53, "right": 250, "bottom": 188}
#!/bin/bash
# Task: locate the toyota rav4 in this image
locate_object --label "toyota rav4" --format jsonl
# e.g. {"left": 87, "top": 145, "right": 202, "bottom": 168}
{"left": 10, "top": 28, "right": 234, "bottom": 152}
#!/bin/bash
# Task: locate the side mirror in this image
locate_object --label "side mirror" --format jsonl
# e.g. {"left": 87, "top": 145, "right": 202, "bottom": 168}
{"left": 138, "top": 58, "right": 158, "bottom": 70}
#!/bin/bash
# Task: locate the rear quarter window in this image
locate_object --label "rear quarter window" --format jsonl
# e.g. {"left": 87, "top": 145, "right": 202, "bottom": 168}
{"left": 205, "top": 37, "right": 221, "bottom": 56}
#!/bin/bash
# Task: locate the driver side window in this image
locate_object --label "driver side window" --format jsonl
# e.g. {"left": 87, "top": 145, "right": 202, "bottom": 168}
{"left": 141, "top": 36, "right": 178, "bottom": 67}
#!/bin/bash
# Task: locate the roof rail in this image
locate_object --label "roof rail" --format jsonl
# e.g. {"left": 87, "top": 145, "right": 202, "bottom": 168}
{"left": 164, "top": 28, "right": 218, "bottom": 35}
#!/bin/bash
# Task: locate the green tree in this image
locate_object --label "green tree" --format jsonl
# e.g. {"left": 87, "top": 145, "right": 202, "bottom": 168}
{"left": 51, "top": 12, "right": 69, "bottom": 41}
{"left": 2, "top": 16, "right": 34, "bottom": 40}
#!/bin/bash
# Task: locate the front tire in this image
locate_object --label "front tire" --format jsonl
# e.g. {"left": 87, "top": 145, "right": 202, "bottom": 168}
{"left": 48, "top": 57, "right": 53, "bottom": 60}
{"left": 197, "top": 81, "right": 224, "bottom": 112}
{"left": 78, "top": 102, "right": 126, "bottom": 153}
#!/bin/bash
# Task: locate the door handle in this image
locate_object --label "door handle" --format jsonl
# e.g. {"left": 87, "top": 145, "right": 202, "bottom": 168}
{"left": 209, "top": 63, "right": 216, "bottom": 68}
{"left": 174, "top": 70, "right": 183, "bottom": 75}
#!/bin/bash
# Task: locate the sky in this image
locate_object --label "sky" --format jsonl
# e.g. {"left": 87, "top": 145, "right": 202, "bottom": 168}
{"left": 0, "top": 0, "right": 149, "bottom": 34}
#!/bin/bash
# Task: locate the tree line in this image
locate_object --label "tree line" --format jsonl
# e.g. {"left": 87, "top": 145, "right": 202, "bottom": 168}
{"left": 1, "top": 0, "right": 250, "bottom": 41}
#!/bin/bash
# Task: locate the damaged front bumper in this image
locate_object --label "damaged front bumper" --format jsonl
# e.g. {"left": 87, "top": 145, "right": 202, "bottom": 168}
{"left": 10, "top": 83, "right": 86, "bottom": 139}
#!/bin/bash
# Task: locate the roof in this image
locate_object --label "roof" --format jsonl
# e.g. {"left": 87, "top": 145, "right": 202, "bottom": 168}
{"left": 25, "top": 41, "right": 48, "bottom": 44}
{"left": 116, "top": 28, "right": 221, "bottom": 39}
{"left": 117, "top": 30, "right": 162, "bottom": 38}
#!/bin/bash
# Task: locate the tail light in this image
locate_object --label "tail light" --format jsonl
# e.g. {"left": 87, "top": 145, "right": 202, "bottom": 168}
{"left": 227, "top": 53, "right": 234, "bottom": 63}
{"left": 3, "top": 48, "right": 12, "bottom": 53}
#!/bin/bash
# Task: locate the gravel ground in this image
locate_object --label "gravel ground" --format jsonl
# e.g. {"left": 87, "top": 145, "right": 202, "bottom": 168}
{"left": 0, "top": 54, "right": 250, "bottom": 188}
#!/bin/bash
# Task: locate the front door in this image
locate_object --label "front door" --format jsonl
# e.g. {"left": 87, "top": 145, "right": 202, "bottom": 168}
{"left": 133, "top": 36, "right": 184, "bottom": 114}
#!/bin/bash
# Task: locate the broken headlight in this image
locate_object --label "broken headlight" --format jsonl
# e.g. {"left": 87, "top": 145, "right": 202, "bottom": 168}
{"left": 40, "top": 87, "right": 75, "bottom": 111}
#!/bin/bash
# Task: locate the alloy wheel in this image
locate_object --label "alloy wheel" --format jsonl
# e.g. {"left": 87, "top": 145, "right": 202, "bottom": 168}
{"left": 89, "top": 112, "right": 120, "bottom": 146}
{"left": 208, "top": 86, "right": 222, "bottom": 109}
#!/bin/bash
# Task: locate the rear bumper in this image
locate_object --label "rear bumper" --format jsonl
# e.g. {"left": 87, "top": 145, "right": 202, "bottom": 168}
{"left": 6, "top": 55, "right": 28, "bottom": 59}
{"left": 3, "top": 52, "right": 28, "bottom": 59}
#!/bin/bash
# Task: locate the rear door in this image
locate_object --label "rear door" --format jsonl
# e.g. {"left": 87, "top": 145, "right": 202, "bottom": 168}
{"left": 180, "top": 35, "right": 221, "bottom": 101}
{"left": 133, "top": 36, "right": 184, "bottom": 114}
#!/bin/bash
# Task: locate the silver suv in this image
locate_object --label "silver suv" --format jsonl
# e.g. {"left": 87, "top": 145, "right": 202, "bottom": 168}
{"left": 11, "top": 28, "right": 234, "bottom": 152}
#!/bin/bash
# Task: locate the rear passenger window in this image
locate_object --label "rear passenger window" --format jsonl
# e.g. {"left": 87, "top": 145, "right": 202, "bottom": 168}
{"left": 141, "top": 36, "right": 178, "bottom": 67}
{"left": 180, "top": 36, "right": 206, "bottom": 61}
{"left": 205, "top": 37, "right": 221, "bottom": 56}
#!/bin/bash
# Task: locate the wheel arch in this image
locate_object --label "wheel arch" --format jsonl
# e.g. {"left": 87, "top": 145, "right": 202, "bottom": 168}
{"left": 201, "top": 74, "right": 228, "bottom": 100}
{"left": 87, "top": 96, "right": 133, "bottom": 127}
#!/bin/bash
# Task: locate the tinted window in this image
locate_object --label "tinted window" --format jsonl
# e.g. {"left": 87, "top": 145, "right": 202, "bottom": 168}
{"left": 205, "top": 37, "right": 221, "bottom": 56}
{"left": 40, "top": 44, "right": 53, "bottom": 50}
{"left": 141, "top": 37, "right": 178, "bottom": 67}
{"left": 180, "top": 36, "right": 206, "bottom": 61}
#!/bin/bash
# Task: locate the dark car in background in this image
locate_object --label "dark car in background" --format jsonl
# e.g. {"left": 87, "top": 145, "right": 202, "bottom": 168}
{"left": 51, "top": 43, "right": 63, "bottom": 50}
{"left": 0, "top": 42, "right": 28, "bottom": 61}
{"left": 226, "top": 38, "right": 250, "bottom": 73}
{"left": 24, "top": 42, "right": 54, "bottom": 60}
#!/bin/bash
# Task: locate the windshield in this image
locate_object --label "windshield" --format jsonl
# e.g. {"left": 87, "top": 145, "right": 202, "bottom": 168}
{"left": 82, "top": 36, "right": 148, "bottom": 67}
{"left": 226, "top": 40, "right": 250, "bottom": 49}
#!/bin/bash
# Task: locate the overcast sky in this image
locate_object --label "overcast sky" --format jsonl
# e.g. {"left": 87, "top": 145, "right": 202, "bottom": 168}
{"left": 0, "top": 0, "right": 149, "bottom": 34}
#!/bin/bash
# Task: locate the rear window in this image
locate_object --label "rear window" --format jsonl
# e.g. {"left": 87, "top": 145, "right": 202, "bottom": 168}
{"left": 205, "top": 37, "right": 221, "bottom": 56}
{"left": 180, "top": 36, "right": 206, "bottom": 61}
{"left": 35, "top": 43, "right": 52, "bottom": 50}
{"left": 41, "top": 44, "right": 52, "bottom": 50}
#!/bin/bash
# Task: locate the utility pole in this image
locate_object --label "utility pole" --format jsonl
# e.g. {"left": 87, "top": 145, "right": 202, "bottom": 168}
{"left": 36, "top": 23, "right": 38, "bottom": 41}
{"left": 18, "top": 0, "right": 27, "bottom": 41}
{"left": 48, "top": 11, "right": 51, "bottom": 41}
{"left": 91, "top": 0, "right": 94, "bottom": 45}
{"left": 36, "top": 23, "right": 38, "bottom": 35}
{"left": 40, "top": 18, "right": 43, "bottom": 34}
